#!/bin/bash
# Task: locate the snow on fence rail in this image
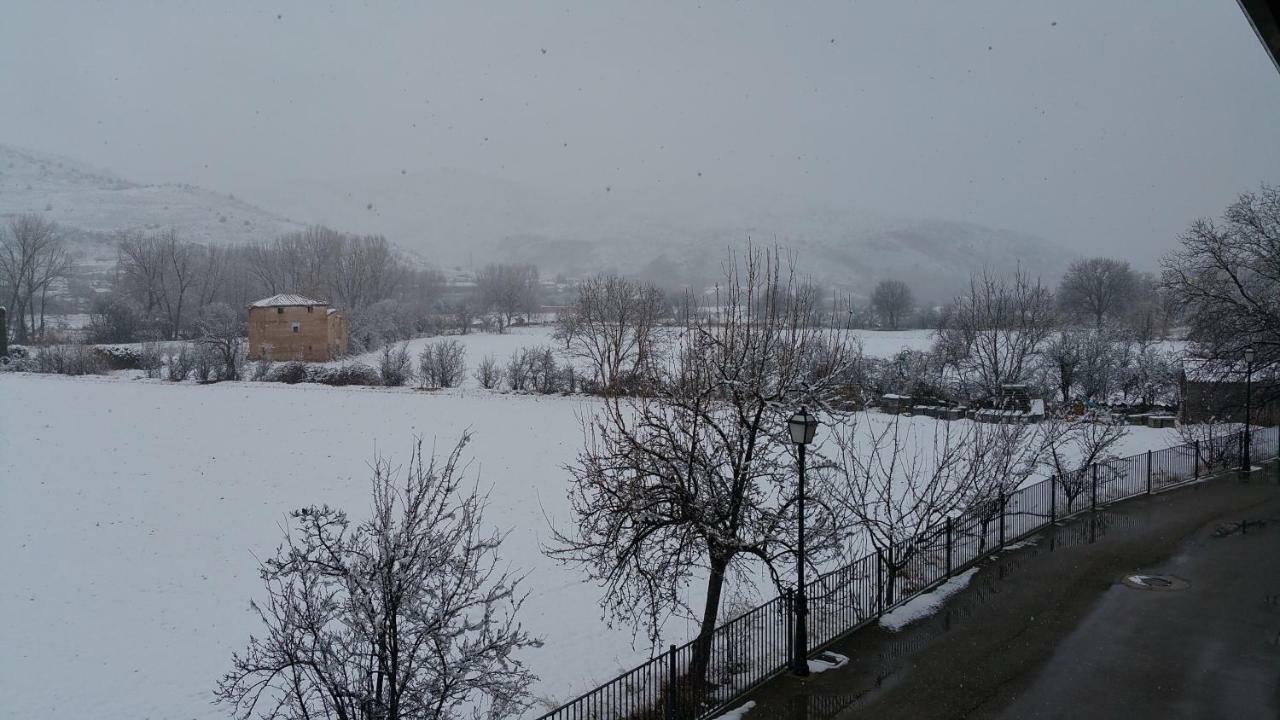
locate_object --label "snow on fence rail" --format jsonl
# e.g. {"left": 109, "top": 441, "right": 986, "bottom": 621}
{"left": 532, "top": 426, "right": 1280, "bottom": 720}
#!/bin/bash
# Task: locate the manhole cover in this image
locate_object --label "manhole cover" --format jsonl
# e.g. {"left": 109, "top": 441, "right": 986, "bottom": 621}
{"left": 1122, "top": 574, "right": 1189, "bottom": 591}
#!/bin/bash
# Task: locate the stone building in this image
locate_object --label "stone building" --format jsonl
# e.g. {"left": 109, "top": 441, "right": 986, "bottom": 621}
{"left": 247, "top": 294, "right": 348, "bottom": 362}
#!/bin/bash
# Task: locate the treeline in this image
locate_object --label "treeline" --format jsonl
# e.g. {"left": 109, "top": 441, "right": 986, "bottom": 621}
{"left": 0, "top": 215, "right": 556, "bottom": 351}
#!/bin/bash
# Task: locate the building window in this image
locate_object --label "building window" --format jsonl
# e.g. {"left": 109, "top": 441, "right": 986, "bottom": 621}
{"left": 276, "top": 307, "right": 284, "bottom": 314}
{"left": 291, "top": 321, "right": 300, "bottom": 333}
{"left": 307, "top": 306, "right": 313, "bottom": 313}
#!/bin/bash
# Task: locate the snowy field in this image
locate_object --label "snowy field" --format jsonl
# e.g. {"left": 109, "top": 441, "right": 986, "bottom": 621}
{"left": 0, "top": 327, "right": 1183, "bottom": 720}
{"left": 342, "top": 325, "right": 939, "bottom": 388}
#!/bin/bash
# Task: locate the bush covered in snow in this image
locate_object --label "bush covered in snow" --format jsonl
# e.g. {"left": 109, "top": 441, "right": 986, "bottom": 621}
{"left": 309, "top": 362, "right": 380, "bottom": 387}
{"left": 418, "top": 339, "right": 467, "bottom": 388}
{"left": 378, "top": 342, "right": 413, "bottom": 387}
{"left": 267, "top": 360, "right": 309, "bottom": 384}
{"left": 474, "top": 353, "right": 502, "bottom": 389}
{"left": 11, "top": 344, "right": 105, "bottom": 375}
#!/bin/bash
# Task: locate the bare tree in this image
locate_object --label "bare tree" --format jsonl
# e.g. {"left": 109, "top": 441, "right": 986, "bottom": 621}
{"left": 196, "top": 302, "right": 246, "bottom": 381}
{"left": 870, "top": 279, "right": 914, "bottom": 330}
{"left": 418, "top": 339, "right": 467, "bottom": 388}
{"left": 935, "top": 268, "right": 1057, "bottom": 400}
{"left": 547, "top": 246, "right": 856, "bottom": 694}
{"left": 1058, "top": 257, "right": 1138, "bottom": 327}
{"left": 1039, "top": 330, "right": 1084, "bottom": 404}
{"left": 556, "top": 273, "right": 664, "bottom": 392}
{"left": 955, "top": 419, "right": 1045, "bottom": 553}
{"left": 1162, "top": 185, "right": 1280, "bottom": 397}
{"left": 473, "top": 353, "right": 502, "bottom": 389}
{"left": 1038, "top": 410, "right": 1128, "bottom": 513}
{"left": 834, "top": 413, "right": 989, "bottom": 605}
{"left": 155, "top": 230, "right": 197, "bottom": 340}
{"left": 215, "top": 433, "right": 540, "bottom": 720}
{"left": 476, "top": 264, "right": 540, "bottom": 333}
{"left": 0, "top": 214, "right": 69, "bottom": 343}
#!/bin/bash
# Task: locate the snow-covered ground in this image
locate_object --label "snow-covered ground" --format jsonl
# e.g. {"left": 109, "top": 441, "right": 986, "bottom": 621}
{"left": 0, "top": 366, "right": 1182, "bottom": 720}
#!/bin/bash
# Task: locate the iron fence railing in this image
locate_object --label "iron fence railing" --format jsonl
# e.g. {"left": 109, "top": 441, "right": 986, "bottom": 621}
{"left": 532, "top": 426, "right": 1280, "bottom": 720}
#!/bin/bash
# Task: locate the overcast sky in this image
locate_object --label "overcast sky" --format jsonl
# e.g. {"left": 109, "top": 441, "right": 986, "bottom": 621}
{"left": 3, "top": 0, "right": 1278, "bottom": 264}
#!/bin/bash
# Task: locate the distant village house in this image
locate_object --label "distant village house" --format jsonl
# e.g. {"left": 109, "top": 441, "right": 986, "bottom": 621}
{"left": 1180, "top": 358, "right": 1280, "bottom": 426}
{"left": 247, "top": 294, "right": 347, "bottom": 362}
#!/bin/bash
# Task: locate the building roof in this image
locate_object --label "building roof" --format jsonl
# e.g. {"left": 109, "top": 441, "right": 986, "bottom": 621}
{"left": 249, "top": 294, "right": 329, "bottom": 308}
{"left": 1182, "top": 357, "right": 1276, "bottom": 383}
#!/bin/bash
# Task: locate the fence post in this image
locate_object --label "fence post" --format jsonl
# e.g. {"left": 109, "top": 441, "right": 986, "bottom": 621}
{"left": 998, "top": 491, "right": 1006, "bottom": 549}
{"left": 1194, "top": 439, "right": 1201, "bottom": 480}
{"left": 784, "top": 588, "right": 794, "bottom": 663}
{"left": 666, "top": 644, "right": 677, "bottom": 720}
{"left": 1091, "top": 464, "right": 1098, "bottom": 512}
{"left": 1146, "top": 449, "right": 1153, "bottom": 494}
{"left": 876, "top": 549, "right": 884, "bottom": 618}
{"left": 1050, "top": 476, "right": 1057, "bottom": 523}
{"left": 945, "top": 516, "right": 953, "bottom": 577}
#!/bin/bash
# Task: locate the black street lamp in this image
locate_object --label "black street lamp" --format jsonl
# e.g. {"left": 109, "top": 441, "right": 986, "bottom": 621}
{"left": 788, "top": 406, "right": 818, "bottom": 677}
{"left": 1243, "top": 345, "right": 1255, "bottom": 475}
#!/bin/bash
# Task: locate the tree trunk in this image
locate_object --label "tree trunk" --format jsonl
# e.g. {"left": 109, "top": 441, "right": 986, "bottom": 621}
{"left": 685, "top": 553, "right": 729, "bottom": 709}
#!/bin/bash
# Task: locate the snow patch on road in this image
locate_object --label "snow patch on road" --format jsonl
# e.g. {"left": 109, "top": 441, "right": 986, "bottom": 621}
{"left": 711, "top": 700, "right": 756, "bottom": 720}
{"left": 879, "top": 569, "right": 978, "bottom": 631}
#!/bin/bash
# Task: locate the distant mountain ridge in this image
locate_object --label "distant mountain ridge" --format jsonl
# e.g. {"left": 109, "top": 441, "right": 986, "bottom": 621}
{"left": 1, "top": 143, "right": 1074, "bottom": 302}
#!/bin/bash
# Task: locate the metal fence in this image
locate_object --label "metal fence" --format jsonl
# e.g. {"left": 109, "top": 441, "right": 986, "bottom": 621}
{"left": 533, "top": 426, "right": 1280, "bottom": 720}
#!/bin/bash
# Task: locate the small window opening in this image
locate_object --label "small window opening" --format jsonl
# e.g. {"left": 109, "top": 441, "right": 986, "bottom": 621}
{"left": 291, "top": 321, "right": 300, "bottom": 333}
{"left": 276, "top": 307, "right": 284, "bottom": 314}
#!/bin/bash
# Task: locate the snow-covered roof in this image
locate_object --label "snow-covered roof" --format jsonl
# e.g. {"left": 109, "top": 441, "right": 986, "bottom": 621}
{"left": 249, "top": 294, "right": 329, "bottom": 308}
{"left": 1181, "top": 357, "right": 1275, "bottom": 383}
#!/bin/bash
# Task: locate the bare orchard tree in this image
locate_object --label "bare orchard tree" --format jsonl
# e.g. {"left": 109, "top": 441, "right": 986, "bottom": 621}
{"left": 216, "top": 434, "right": 540, "bottom": 720}
{"left": 0, "top": 214, "right": 69, "bottom": 343}
{"left": 870, "top": 279, "right": 914, "bottom": 330}
{"left": 476, "top": 264, "right": 540, "bottom": 333}
{"left": 935, "top": 268, "right": 1057, "bottom": 400}
{"left": 1177, "top": 417, "right": 1244, "bottom": 475}
{"left": 556, "top": 273, "right": 664, "bottom": 392}
{"left": 1057, "top": 257, "right": 1138, "bottom": 328}
{"left": 547, "top": 246, "right": 856, "bottom": 695}
{"left": 955, "top": 419, "right": 1046, "bottom": 553}
{"left": 1162, "top": 185, "right": 1280, "bottom": 398}
{"left": 196, "top": 302, "right": 246, "bottom": 381}
{"left": 1037, "top": 410, "right": 1128, "bottom": 513}
{"left": 833, "top": 412, "right": 988, "bottom": 605}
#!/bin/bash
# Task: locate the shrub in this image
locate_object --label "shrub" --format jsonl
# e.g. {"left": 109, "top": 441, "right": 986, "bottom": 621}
{"left": 250, "top": 357, "right": 274, "bottom": 381}
{"left": 418, "top": 339, "right": 467, "bottom": 388}
{"left": 29, "top": 344, "right": 104, "bottom": 375}
{"left": 87, "top": 296, "right": 141, "bottom": 344}
{"left": 310, "top": 362, "right": 379, "bottom": 387}
{"left": 92, "top": 345, "right": 145, "bottom": 370}
{"left": 526, "top": 346, "right": 562, "bottom": 394}
{"left": 506, "top": 350, "right": 529, "bottom": 391}
{"left": 166, "top": 346, "right": 196, "bottom": 381}
{"left": 268, "top": 361, "right": 309, "bottom": 384}
{"left": 474, "top": 353, "right": 502, "bottom": 389}
{"left": 192, "top": 345, "right": 219, "bottom": 383}
{"left": 378, "top": 342, "right": 413, "bottom": 387}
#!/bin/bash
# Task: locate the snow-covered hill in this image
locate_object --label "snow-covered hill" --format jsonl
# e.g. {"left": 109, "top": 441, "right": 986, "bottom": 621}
{"left": 250, "top": 169, "right": 1076, "bottom": 303}
{"left": 0, "top": 144, "right": 302, "bottom": 245}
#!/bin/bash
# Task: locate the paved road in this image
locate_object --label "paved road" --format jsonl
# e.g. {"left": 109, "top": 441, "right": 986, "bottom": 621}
{"left": 740, "top": 467, "right": 1280, "bottom": 720}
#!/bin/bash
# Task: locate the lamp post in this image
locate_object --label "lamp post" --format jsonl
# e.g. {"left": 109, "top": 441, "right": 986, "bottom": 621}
{"left": 1243, "top": 345, "right": 1255, "bottom": 475}
{"left": 788, "top": 406, "right": 818, "bottom": 677}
